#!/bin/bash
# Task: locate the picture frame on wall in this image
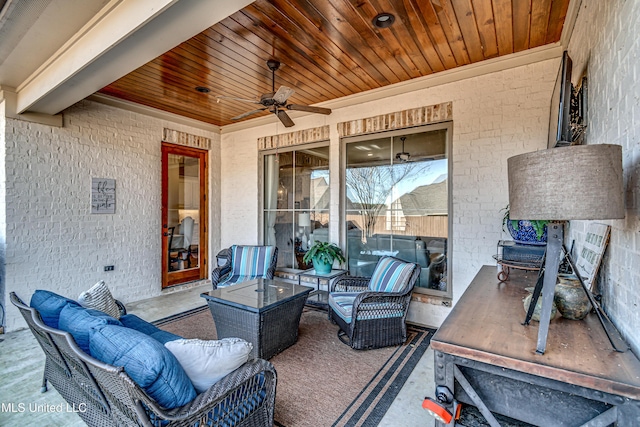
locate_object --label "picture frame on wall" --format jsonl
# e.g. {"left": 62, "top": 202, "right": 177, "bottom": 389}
{"left": 91, "top": 178, "right": 116, "bottom": 214}
{"left": 575, "top": 223, "right": 610, "bottom": 293}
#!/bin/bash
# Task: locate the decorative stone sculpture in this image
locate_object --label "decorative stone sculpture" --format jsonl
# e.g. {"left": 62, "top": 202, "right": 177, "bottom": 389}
{"left": 554, "top": 276, "right": 592, "bottom": 320}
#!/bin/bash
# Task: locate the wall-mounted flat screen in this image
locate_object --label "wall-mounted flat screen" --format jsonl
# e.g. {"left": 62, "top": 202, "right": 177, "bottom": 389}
{"left": 548, "top": 51, "right": 573, "bottom": 148}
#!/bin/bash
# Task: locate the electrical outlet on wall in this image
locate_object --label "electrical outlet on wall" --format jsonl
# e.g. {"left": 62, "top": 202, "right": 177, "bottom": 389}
{"left": 104, "top": 265, "right": 115, "bottom": 271}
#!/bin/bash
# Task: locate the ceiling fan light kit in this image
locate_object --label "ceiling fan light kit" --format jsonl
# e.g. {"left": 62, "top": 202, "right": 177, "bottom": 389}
{"left": 395, "top": 136, "right": 411, "bottom": 162}
{"left": 219, "top": 60, "right": 331, "bottom": 127}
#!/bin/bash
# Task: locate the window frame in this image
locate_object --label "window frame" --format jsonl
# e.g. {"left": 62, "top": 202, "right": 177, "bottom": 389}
{"left": 340, "top": 122, "right": 453, "bottom": 298}
{"left": 258, "top": 140, "right": 331, "bottom": 269}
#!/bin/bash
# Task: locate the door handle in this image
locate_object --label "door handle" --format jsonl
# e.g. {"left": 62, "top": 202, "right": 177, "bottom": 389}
{"left": 163, "top": 232, "right": 170, "bottom": 236}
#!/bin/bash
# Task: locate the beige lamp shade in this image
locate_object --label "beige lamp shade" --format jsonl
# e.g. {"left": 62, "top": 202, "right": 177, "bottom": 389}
{"left": 508, "top": 144, "right": 624, "bottom": 220}
{"left": 298, "top": 212, "right": 311, "bottom": 227}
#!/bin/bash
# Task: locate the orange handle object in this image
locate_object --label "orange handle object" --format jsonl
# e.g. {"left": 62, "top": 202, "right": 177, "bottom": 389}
{"left": 422, "top": 397, "right": 453, "bottom": 424}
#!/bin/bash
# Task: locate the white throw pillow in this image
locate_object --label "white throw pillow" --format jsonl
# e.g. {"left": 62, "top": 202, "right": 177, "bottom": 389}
{"left": 78, "top": 281, "right": 121, "bottom": 319}
{"left": 165, "top": 338, "right": 253, "bottom": 393}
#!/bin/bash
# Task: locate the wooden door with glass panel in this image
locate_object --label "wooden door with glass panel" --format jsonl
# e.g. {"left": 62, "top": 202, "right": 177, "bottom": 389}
{"left": 162, "top": 143, "right": 208, "bottom": 288}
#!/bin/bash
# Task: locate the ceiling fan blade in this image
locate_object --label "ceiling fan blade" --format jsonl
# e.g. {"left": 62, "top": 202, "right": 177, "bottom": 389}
{"left": 216, "top": 95, "right": 261, "bottom": 105}
{"left": 276, "top": 109, "right": 295, "bottom": 127}
{"left": 231, "top": 108, "right": 268, "bottom": 120}
{"left": 287, "top": 104, "right": 332, "bottom": 115}
{"left": 272, "top": 86, "right": 295, "bottom": 104}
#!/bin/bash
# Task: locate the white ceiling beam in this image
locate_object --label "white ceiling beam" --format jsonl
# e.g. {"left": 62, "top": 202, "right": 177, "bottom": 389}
{"left": 16, "top": 0, "right": 254, "bottom": 115}
{"left": 1, "top": 87, "right": 63, "bottom": 126}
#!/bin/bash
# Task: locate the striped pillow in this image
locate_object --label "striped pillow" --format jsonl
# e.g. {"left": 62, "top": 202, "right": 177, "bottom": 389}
{"left": 230, "top": 245, "right": 274, "bottom": 278}
{"left": 78, "top": 281, "right": 121, "bottom": 319}
{"left": 368, "top": 257, "right": 416, "bottom": 293}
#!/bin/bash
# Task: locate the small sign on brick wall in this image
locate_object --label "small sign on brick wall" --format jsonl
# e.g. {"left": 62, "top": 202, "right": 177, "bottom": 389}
{"left": 91, "top": 178, "right": 116, "bottom": 214}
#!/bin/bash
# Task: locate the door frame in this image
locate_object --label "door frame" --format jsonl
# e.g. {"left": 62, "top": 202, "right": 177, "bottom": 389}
{"left": 161, "top": 142, "right": 209, "bottom": 288}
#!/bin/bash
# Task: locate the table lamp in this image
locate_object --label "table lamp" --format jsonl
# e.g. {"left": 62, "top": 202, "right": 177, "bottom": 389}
{"left": 507, "top": 144, "right": 626, "bottom": 354}
{"left": 298, "top": 212, "right": 311, "bottom": 250}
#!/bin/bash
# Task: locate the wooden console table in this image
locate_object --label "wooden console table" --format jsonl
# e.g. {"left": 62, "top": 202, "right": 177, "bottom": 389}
{"left": 430, "top": 265, "right": 640, "bottom": 426}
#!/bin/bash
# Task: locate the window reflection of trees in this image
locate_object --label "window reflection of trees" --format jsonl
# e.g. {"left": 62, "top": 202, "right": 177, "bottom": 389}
{"left": 344, "top": 128, "right": 449, "bottom": 294}
{"left": 346, "top": 162, "right": 431, "bottom": 239}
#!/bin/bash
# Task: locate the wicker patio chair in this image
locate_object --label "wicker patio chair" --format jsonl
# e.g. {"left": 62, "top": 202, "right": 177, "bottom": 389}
{"left": 10, "top": 292, "right": 277, "bottom": 427}
{"left": 328, "top": 256, "right": 420, "bottom": 350}
{"left": 211, "top": 245, "right": 278, "bottom": 290}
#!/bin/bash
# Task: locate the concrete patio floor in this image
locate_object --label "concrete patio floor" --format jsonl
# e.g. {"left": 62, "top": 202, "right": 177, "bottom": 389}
{"left": 0, "top": 283, "right": 436, "bottom": 426}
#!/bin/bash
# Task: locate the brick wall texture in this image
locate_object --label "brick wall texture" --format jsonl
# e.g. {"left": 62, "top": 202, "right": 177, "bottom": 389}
{"left": 2, "top": 100, "right": 219, "bottom": 331}
{"left": 567, "top": 0, "right": 640, "bottom": 354}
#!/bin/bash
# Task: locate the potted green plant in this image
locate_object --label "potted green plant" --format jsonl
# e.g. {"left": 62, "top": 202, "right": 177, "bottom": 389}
{"left": 303, "top": 241, "right": 346, "bottom": 274}
{"left": 501, "top": 205, "right": 549, "bottom": 245}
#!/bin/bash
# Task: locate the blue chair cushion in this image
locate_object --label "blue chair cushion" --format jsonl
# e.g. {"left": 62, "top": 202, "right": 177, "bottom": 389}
{"left": 30, "top": 290, "right": 81, "bottom": 329}
{"left": 119, "top": 314, "right": 181, "bottom": 345}
{"left": 58, "top": 304, "right": 122, "bottom": 354}
{"left": 90, "top": 325, "right": 197, "bottom": 409}
{"left": 328, "top": 292, "right": 360, "bottom": 324}
{"left": 368, "top": 257, "right": 416, "bottom": 293}
{"left": 230, "top": 245, "right": 274, "bottom": 278}
{"left": 329, "top": 292, "right": 405, "bottom": 324}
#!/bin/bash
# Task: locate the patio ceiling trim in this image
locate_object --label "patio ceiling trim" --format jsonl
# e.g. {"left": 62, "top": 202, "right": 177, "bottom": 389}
{"left": 88, "top": 93, "right": 221, "bottom": 133}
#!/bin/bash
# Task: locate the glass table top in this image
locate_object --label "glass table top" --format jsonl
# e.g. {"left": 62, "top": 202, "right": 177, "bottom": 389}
{"left": 201, "top": 278, "right": 313, "bottom": 312}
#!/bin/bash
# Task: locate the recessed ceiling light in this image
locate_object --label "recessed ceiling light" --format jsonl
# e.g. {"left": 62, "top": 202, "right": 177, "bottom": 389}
{"left": 195, "top": 86, "right": 210, "bottom": 93}
{"left": 372, "top": 12, "right": 395, "bottom": 28}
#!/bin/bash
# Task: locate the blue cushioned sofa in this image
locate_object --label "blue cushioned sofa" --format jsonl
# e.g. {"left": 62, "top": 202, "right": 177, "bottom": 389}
{"left": 10, "top": 291, "right": 276, "bottom": 427}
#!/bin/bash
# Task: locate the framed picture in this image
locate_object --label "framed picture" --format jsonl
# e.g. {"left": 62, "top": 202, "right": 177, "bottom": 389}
{"left": 91, "top": 178, "right": 116, "bottom": 214}
{"left": 575, "top": 223, "right": 610, "bottom": 292}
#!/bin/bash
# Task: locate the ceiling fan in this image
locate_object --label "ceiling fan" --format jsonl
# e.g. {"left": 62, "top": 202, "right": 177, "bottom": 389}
{"left": 216, "top": 59, "right": 332, "bottom": 127}
{"left": 395, "top": 137, "right": 411, "bottom": 162}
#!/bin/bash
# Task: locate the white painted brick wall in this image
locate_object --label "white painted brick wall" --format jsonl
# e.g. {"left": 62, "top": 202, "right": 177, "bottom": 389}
{"left": 567, "top": 0, "right": 640, "bottom": 355}
{"left": 0, "top": 100, "right": 6, "bottom": 320}
{"left": 3, "top": 100, "right": 220, "bottom": 331}
{"left": 221, "top": 59, "right": 555, "bottom": 327}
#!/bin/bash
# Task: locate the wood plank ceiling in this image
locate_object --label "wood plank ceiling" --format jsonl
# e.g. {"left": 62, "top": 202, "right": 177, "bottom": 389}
{"left": 99, "top": 0, "right": 570, "bottom": 127}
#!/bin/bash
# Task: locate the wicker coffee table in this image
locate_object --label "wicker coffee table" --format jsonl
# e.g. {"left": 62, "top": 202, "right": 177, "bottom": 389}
{"left": 201, "top": 279, "right": 313, "bottom": 359}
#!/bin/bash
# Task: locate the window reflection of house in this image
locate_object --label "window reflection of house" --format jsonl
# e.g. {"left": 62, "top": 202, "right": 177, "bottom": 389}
{"left": 386, "top": 199, "right": 406, "bottom": 231}
{"left": 394, "top": 176, "right": 448, "bottom": 239}
{"left": 343, "top": 125, "right": 450, "bottom": 295}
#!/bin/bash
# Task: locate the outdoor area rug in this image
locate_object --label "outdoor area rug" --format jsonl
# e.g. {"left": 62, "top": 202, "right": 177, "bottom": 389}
{"left": 155, "top": 306, "right": 435, "bottom": 427}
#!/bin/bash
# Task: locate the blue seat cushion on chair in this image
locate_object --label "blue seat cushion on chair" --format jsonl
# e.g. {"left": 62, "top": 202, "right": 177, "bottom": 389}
{"left": 230, "top": 245, "right": 274, "bottom": 278}
{"left": 119, "top": 314, "right": 181, "bottom": 345}
{"left": 58, "top": 304, "right": 122, "bottom": 354}
{"left": 329, "top": 292, "right": 405, "bottom": 324}
{"left": 90, "top": 324, "right": 197, "bottom": 409}
{"left": 368, "top": 257, "right": 416, "bottom": 293}
{"left": 328, "top": 292, "right": 360, "bottom": 324}
{"left": 30, "top": 290, "right": 81, "bottom": 329}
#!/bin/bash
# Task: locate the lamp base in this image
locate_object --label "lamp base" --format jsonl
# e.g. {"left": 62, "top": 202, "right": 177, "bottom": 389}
{"left": 524, "top": 223, "right": 628, "bottom": 354}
